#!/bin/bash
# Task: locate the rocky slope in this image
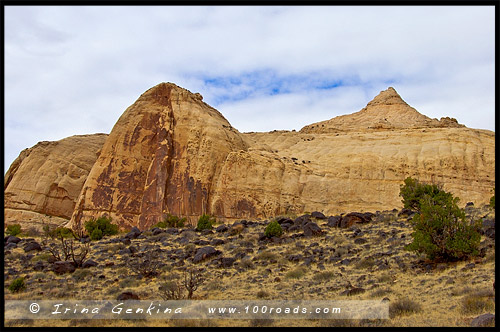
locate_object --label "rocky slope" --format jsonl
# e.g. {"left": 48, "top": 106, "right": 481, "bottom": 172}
{"left": 4, "top": 83, "right": 495, "bottom": 231}
{"left": 4, "top": 134, "right": 108, "bottom": 229}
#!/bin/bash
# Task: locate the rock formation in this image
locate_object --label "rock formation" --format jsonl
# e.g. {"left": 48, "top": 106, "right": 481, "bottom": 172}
{"left": 4, "top": 134, "right": 108, "bottom": 229}
{"left": 4, "top": 83, "right": 495, "bottom": 231}
{"left": 68, "top": 83, "right": 248, "bottom": 231}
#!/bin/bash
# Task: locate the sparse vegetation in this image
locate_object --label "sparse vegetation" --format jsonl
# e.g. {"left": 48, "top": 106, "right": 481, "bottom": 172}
{"left": 84, "top": 216, "right": 118, "bottom": 240}
{"left": 126, "top": 248, "right": 162, "bottom": 278}
{"left": 45, "top": 235, "right": 90, "bottom": 267}
{"left": 285, "top": 266, "right": 307, "bottom": 279}
{"left": 460, "top": 294, "right": 494, "bottom": 315}
{"left": 264, "top": 220, "right": 283, "bottom": 238}
{"left": 313, "top": 270, "right": 335, "bottom": 281}
{"left": 8, "top": 277, "right": 26, "bottom": 293}
{"left": 401, "top": 177, "right": 481, "bottom": 261}
{"left": 196, "top": 214, "right": 216, "bottom": 231}
{"left": 154, "top": 214, "right": 187, "bottom": 229}
{"left": 158, "top": 268, "right": 206, "bottom": 300}
{"left": 389, "top": 298, "right": 422, "bottom": 318}
{"left": 256, "top": 290, "right": 270, "bottom": 298}
{"left": 256, "top": 251, "right": 279, "bottom": 261}
{"left": 5, "top": 224, "right": 22, "bottom": 236}
{"left": 3, "top": 200, "right": 496, "bottom": 328}
{"left": 44, "top": 226, "right": 77, "bottom": 239}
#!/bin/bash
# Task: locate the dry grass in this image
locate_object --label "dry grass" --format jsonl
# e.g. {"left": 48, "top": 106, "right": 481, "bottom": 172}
{"left": 389, "top": 297, "right": 423, "bottom": 318}
{"left": 4, "top": 207, "right": 496, "bottom": 327}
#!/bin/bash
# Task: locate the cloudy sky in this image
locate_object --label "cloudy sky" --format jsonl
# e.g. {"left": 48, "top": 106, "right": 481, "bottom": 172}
{"left": 4, "top": 5, "right": 495, "bottom": 172}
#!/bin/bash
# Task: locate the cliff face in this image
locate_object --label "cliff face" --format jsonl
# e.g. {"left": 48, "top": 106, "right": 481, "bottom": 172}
{"left": 4, "top": 134, "right": 108, "bottom": 228}
{"left": 67, "top": 83, "right": 248, "bottom": 231}
{"left": 5, "top": 84, "right": 495, "bottom": 231}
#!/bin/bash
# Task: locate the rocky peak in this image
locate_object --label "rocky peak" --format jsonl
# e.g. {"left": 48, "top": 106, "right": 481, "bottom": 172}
{"left": 366, "top": 87, "right": 409, "bottom": 107}
{"left": 301, "top": 87, "right": 464, "bottom": 133}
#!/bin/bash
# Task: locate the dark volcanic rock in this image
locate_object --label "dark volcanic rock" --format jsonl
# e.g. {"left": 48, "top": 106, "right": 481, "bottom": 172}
{"left": 117, "top": 292, "right": 140, "bottom": 300}
{"left": 221, "top": 257, "right": 236, "bottom": 268}
{"left": 471, "top": 313, "right": 495, "bottom": 327}
{"left": 82, "top": 259, "right": 98, "bottom": 268}
{"left": 6, "top": 236, "right": 22, "bottom": 244}
{"left": 53, "top": 261, "right": 76, "bottom": 274}
{"left": 327, "top": 216, "right": 341, "bottom": 227}
{"left": 311, "top": 211, "right": 326, "bottom": 219}
{"left": 193, "top": 246, "right": 222, "bottom": 263}
{"left": 216, "top": 224, "right": 229, "bottom": 233}
{"left": 23, "top": 241, "right": 42, "bottom": 252}
{"left": 341, "top": 287, "right": 366, "bottom": 296}
{"left": 125, "top": 227, "right": 141, "bottom": 239}
{"left": 340, "top": 212, "right": 374, "bottom": 228}
{"left": 303, "top": 222, "right": 323, "bottom": 237}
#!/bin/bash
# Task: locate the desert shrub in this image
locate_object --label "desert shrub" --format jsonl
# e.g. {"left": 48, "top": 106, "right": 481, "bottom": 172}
{"left": 54, "top": 227, "right": 77, "bottom": 239}
{"left": 256, "top": 251, "right": 279, "bottom": 261}
{"left": 8, "top": 277, "right": 26, "bottom": 293}
{"left": 72, "top": 268, "right": 92, "bottom": 281}
{"left": 389, "top": 297, "right": 422, "bottom": 318}
{"left": 90, "top": 228, "right": 103, "bottom": 241}
{"left": 5, "top": 224, "right": 22, "bottom": 236}
{"left": 377, "top": 273, "right": 393, "bottom": 283}
{"left": 126, "top": 248, "right": 162, "bottom": 278}
{"left": 355, "top": 257, "right": 375, "bottom": 269}
{"left": 401, "top": 178, "right": 481, "bottom": 261}
{"left": 239, "top": 258, "right": 254, "bottom": 270}
{"left": 264, "top": 221, "right": 283, "bottom": 238}
{"left": 196, "top": 214, "right": 215, "bottom": 231}
{"left": 399, "top": 177, "right": 448, "bottom": 212}
{"left": 460, "top": 294, "right": 494, "bottom": 315}
{"left": 32, "top": 253, "right": 53, "bottom": 263}
{"left": 46, "top": 237, "right": 90, "bottom": 267}
{"left": 229, "top": 223, "right": 245, "bottom": 235}
{"left": 44, "top": 226, "right": 77, "bottom": 239}
{"left": 158, "top": 268, "right": 205, "bottom": 300}
{"left": 159, "top": 279, "right": 184, "bottom": 300}
{"left": 256, "top": 290, "right": 270, "bottom": 298}
{"left": 285, "top": 266, "right": 307, "bottom": 279}
{"left": 313, "top": 270, "right": 335, "bottom": 281}
{"left": 84, "top": 216, "right": 118, "bottom": 240}
{"left": 369, "top": 287, "right": 393, "bottom": 298}
{"left": 154, "top": 214, "right": 186, "bottom": 229}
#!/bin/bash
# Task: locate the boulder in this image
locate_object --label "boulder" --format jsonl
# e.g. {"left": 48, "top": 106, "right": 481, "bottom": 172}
{"left": 215, "top": 224, "right": 229, "bottom": 233}
{"left": 339, "top": 212, "right": 374, "bottom": 228}
{"left": 221, "top": 257, "right": 236, "bottom": 268}
{"left": 125, "top": 227, "right": 141, "bottom": 239}
{"left": 23, "top": 241, "right": 42, "bottom": 252}
{"left": 303, "top": 222, "right": 323, "bottom": 237}
{"left": 6, "top": 236, "right": 22, "bottom": 244}
{"left": 327, "top": 216, "right": 341, "bottom": 227}
{"left": 52, "top": 261, "right": 76, "bottom": 274}
{"left": 193, "top": 246, "right": 222, "bottom": 263}
{"left": 311, "top": 211, "right": 327, "bottom": 219}
{"left": 82, "top": 259, "right": 98, "bottom": 268}
{"left": 471, "top": 313, "right": 495, "bottom": 327}
{"left": 117, "top": 292, "right": 140, "bottom": 301}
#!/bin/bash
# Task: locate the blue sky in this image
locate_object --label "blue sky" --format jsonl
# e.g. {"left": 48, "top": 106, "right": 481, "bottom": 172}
{"left": 4, "top": 5, "right": 495, "bottom": 172}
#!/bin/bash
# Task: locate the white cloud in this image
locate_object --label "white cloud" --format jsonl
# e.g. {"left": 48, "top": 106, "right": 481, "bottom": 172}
{"left": 4, "top": 5, "right": 495, "bottom": 172}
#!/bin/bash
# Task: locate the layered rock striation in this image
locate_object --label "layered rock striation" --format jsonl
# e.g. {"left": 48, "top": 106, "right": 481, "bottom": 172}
{"left": 5, "top": 84, "right": 495, "bottom": 231}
